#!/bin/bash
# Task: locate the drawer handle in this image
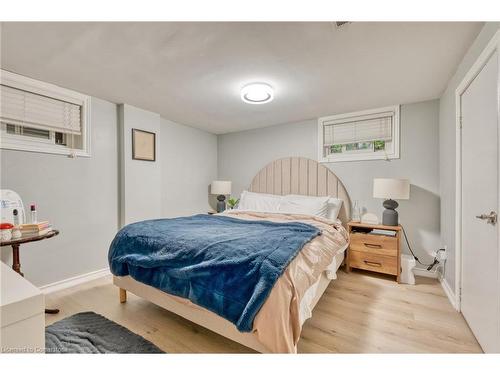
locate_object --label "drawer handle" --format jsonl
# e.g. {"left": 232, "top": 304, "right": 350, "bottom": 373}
{"left": 364, "top": 260, "right": 382, "bottom": 267}
{"left": 364, "top": 242, "right": 382, "bottom": 249}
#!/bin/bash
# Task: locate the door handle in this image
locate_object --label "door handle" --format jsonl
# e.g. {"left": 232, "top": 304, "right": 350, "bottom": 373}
{"left": 475, "top": 211, "right": 497, "bottom": 225}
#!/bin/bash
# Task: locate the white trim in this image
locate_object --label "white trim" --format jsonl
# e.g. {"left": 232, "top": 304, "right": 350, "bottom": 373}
{"left": 0, "top": 135, "right": 91, "bottom": 158}
{"left": 412, "top": 267, "right": 439, "bottom": 279}
{"left": 0, "top": 69, "right": 91, "bottom": 157}
{"left": 39, "top": 267, "right": 110, "bottom": 295}
{"left": 413, "top": 266, "right": 458, "bottom": 310}
{"left": 440, "top": 277, "right": 458, "bottom": 311}
{"left": 1, "top": 69, "right": 87, "bottom": 106}
{"left": 318, "top": 105, "right": 400, "bottom": 163}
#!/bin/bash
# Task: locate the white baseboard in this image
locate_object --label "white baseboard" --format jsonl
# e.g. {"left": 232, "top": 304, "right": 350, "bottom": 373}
{"left": 39, "top": 267, "right": 110, "bottom": 295}
{"left": 412, "top": 266, "right": 459, "bottom": 311}
{"left": 413, "top": 267, "right": 439, "bottom": 279}
{"left": 440, "top": 277, "right": 459, "bottom": 311}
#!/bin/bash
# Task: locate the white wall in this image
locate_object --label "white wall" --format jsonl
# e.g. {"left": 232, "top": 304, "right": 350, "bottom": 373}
{"left": 118, "top": 104, "right": 161, "bottom": 226}
{"left": 0, "top": 97, "right": 119, "bottom": 286}
{"left": 160, "top": 118, "right": 218, "bottom": 217}
{"left": 218, "top": 100, "right": 440, "bottom": 264}
{"left": 439, "top": 23, "right": 500, "bottom": 290}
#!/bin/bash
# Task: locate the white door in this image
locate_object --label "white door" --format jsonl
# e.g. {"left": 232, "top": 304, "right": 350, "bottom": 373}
{"left": 461, "top": 49, "right": 500, "bottom": 353}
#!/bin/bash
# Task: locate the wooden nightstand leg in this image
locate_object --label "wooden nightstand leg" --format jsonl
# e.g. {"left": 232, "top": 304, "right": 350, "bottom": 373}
{"left": 119, "top": 288, "right": 127, "bottom": 303}
{"left": 345, "top": 250, "right": 351, "bottom": 272}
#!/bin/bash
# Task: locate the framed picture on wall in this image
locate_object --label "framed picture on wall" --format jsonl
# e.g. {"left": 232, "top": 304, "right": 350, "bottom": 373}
{"left": 132, "top": 128, "right": 156, "bottom": 161}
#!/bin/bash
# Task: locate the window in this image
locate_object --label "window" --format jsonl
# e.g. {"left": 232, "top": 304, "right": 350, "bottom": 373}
{"left": 0, "top": 70, "right": 91, "bottom": 157}
{"left": 318, "top": 105, "right": 400, "bottom": 162}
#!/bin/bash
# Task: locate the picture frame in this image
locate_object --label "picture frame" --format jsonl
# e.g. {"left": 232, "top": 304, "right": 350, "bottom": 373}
{"left": 132, "top": 128, "right": 156, "bottom": 162}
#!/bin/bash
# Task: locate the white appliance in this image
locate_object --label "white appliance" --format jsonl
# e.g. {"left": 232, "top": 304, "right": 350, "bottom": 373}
{"left": 1, "top": 261, "right": 45, "bottom": 353}
{"left": 400, "top": 254, "right": 416, "bottom": 285}
{"left": 0, "top": 189, "right": 26, "bottom": 225}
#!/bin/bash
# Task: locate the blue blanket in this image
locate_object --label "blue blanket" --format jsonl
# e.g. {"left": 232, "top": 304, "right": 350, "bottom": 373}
{"left": 108, "top": 214, "right": 320, "bottom": 332}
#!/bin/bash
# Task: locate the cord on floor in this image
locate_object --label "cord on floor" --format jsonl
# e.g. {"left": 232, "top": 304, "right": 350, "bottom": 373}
{"left": 400, "top": 223, "right": 439, "bottom": 270}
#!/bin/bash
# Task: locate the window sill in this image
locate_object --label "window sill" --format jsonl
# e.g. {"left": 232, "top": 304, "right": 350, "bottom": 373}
{"left": 319, "top": 151, "right": 399, "bottom": 163}
{"left": 0, "top": 140, "right": 90, "bottom": 158}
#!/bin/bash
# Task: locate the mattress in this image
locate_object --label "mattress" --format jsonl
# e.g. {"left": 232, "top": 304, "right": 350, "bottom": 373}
{"left": 113, "top": 211, "right": 349, "bottom": 353}
{"left": 299, "top": 242, "right": 347, "bottom": 325}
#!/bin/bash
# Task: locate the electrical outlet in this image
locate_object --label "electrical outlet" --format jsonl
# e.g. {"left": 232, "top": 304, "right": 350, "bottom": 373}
{"left": 437, "top": 246, "right": 447, "bottom": 261}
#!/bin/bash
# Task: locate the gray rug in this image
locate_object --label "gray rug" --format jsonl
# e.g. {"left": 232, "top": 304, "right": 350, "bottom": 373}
{"left": 45, "top": 311, "right": 164, "bottom": 354}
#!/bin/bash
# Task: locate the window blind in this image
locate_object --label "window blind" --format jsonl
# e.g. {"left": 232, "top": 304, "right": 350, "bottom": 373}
{"left": 323, "top": 113, "right": 393, "bottom": 146}
{"left": 0, "top": 84, "right": 82, "bottom": 135}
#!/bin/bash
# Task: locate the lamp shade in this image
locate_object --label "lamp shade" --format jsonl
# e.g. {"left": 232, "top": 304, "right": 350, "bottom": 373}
{"left": 211, "top": 180, "right": 232, "bottom": 195}
{"left": 373, "top": 178, "right": 410, "bottom": 200}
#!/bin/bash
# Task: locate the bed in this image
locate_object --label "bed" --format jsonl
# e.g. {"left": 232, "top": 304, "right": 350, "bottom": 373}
{"left": 111, "top": 157, "right": 351, "bottom": 353}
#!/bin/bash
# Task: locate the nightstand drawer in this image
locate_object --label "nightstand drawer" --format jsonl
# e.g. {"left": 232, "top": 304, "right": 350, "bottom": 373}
{"left": 350, "top": 232, "right": 398, "bottom": 256}
{"left": 349, "top": 250, "right": 398, "bottom": 275}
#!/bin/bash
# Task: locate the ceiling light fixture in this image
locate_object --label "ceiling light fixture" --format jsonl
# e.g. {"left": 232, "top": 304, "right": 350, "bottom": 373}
{"left": 241, "top": 83, "right": 274, "bottom": 104}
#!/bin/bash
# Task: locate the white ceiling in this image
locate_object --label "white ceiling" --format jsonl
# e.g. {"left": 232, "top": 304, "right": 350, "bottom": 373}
{"left": 1, "top": 22, "right": 482, "bottom": 134}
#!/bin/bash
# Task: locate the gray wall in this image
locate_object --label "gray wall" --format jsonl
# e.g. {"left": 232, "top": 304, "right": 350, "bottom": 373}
{"left": 118, "top": 104, "right": 162, "bottom": 226}
{"left": 218, "top": 100, "right": 441, "bottom": 264}
{"left": 1, "top": 98, "right": 218, "bottom": 287}
{"left": 6, "top": 24, "right": 498, "bottom": 289}
{"left": 0, "top": 97, "right": 119, "bottom": 286}
{"left": 160, "top": 118, "right": 218, "bottom": 217}
{"left": 439, "top": 23, "right": 500, "bottom": 290}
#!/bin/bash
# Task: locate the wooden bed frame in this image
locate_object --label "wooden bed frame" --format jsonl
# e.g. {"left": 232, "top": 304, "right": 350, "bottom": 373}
{"left": 114, "top": 157, "right": 351, "bottom": 353}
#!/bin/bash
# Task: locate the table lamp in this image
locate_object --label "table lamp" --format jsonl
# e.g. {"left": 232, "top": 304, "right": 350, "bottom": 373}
{"left": 211, "top": 181, "right": 232, "bottom": 213}
{"left": 373, "top": 178, "right": 410, "bottom": 226}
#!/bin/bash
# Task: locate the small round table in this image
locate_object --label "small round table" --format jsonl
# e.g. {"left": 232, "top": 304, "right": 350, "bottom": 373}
{"left": 0, "top": 229, "right": 60, "bottom": 314}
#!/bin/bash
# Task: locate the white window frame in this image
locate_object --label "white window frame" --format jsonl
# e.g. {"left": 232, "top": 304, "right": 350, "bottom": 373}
{"left": 0, "top": 70, "right": 91, "bottom": 157}
{"left": 317, "top": 105, "right": 400, "bottom": 163}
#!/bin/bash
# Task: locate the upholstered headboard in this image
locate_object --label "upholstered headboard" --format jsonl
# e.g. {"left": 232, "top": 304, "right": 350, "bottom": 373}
{"left": 248, "top": 157, "right": 351, "bottom": 224}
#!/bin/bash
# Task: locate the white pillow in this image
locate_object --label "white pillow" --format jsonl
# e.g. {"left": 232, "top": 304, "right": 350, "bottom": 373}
{"left": 326, "top": 197, "right": 343, "bottom": 221}
{"left": 280, "top": 194, "right": 330, "bottom": 217}
{"left": 238, "top": 191, "right": 283, "bottom": 213}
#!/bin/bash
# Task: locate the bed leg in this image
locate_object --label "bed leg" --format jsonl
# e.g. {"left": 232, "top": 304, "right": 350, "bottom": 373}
{"left": 119, "top": 288, "right": 127, "bottom": 303}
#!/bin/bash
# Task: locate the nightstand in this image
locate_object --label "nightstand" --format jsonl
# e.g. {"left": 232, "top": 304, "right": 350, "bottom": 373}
{"left": 346, "top": 221, "right": 402, "bottom": 282}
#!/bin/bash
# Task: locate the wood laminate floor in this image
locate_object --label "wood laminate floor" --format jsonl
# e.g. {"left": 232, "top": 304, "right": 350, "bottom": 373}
{"left": 45, "top": 270, "right": 482, "bottom": 353}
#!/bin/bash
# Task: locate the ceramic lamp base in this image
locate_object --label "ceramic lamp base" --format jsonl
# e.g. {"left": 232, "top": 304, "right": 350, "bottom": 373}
{"left": 216, "top": 195, "right": 226, "bottom": 213}
{"left": 382, "top": 199, "right": 399, "bottom": 226}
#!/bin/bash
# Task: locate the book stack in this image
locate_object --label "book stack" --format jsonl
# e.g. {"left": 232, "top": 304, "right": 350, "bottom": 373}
{"left": 371, "top": 229, "right": 397, "bottom": 237}
{"left": 19, "top": 221, "right": 52, "bottom": 237}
